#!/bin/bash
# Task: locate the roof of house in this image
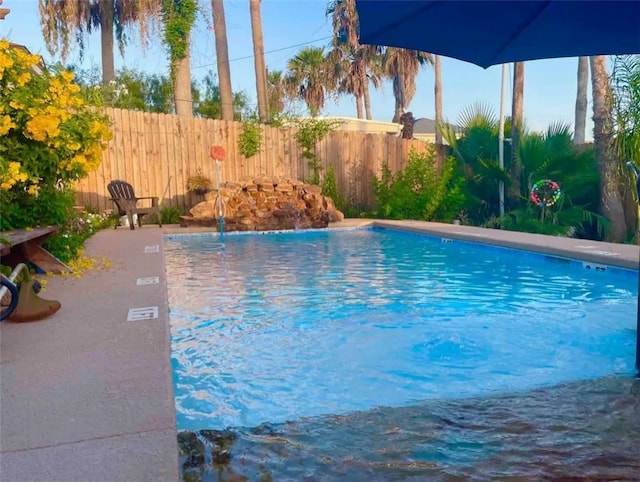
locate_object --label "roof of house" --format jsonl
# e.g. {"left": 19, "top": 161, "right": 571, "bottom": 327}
{"left": 413, "top": 117, "right": 461, "bottom": 133}
{"left": 9, "top": 43, "right": 46, "bottom": 75}
{"left": 0, "top": 0, "right": 9, "bottom": 20}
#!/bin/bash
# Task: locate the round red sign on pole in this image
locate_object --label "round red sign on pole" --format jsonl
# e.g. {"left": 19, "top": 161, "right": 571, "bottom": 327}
{"left": 209, "top": 145, "right": 226, "bottom": 161}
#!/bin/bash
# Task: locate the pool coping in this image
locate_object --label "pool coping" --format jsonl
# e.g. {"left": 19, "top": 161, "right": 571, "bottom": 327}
{"left": 1, "top": 219, "right": 637, "bottom": 481}
{"left": 370, "top": 220, "right": 639, "bottom": 270}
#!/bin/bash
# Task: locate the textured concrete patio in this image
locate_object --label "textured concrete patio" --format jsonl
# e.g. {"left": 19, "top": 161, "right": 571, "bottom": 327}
{"left": 0, "top": 220, "right": 637, "bottom": 481}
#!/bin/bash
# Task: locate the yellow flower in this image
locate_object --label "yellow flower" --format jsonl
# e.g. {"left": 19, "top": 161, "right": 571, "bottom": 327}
{"left": 0, "top": 115, "right": 16, "bottom": 135}
{"left": 26, "top": 184, "right": 39, "bottom": 196}
{"left": 0, "top": 50, "right": 14, "bottom": 77}
{"left": 68, "top": 141, "right": 81, "bottom": 151}
{"left": 45, "top": 105, "right": 70, "bottom": 122}
{"left": 24, "top": 114, "right": 61, "bottom": 141}
{"left": 0, "top": 162, "right": 28, "bottom": 189}
{"left": 60, "top": 71, "right": 75, "bottom": 82}
{"left": 9, "top": 100, "right": 24, "bottom": 110}
{"left": 16, "top": 72, "right": 31, "bottom": 86}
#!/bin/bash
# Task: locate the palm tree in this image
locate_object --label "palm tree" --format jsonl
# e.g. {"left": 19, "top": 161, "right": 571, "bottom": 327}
{"left": 590, "top": 55, "right": 627, "bottom": 242}
{"left": 434, "top": 55, "right": 443, "bottom": 145}
{"left": 249, "top": 0, "right": 269, "bottom": 121}
{"left": 161, "top": 0, "right": 197, "bottom": 117}
{"left": 510, "top": 61, "right": 525, "bottom": 200}
{"left": 266, "top": 69, "right": 286, "bottom": 115}
{"left": 285, "top": 47, "right": 333, "bottom": 116}
{"left": 211, "top": 0, "right": 234, "bottom": 121}
{"left": 328, "top": 47, "right": 377, "bottom": 119}
{"left": 383, "top": 47, "right": 432, "bottom": 123}
{"left": 574, "top": 56, "right": 589, "bottom": 145}
{"left": 326, "top": 0, "right": 379, "bottom": 119}
{"left": 38, "top": 0, "right": 161, "bottom": 85}
{"left": 172, "top": 41, "right": 193, "bottom": 116}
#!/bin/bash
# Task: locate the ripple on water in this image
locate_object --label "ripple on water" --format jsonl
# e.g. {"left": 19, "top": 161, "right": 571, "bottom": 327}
{"left": 178, "top": 377, "right": 640, "bottom": 481}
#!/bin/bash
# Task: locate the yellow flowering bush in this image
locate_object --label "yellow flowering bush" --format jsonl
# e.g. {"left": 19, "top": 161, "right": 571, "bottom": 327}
{"left": 0, "top": 39, "right": 113, "bottom": 231}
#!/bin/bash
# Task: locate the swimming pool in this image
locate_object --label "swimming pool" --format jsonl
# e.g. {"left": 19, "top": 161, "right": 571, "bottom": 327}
{"left": 165, "top": 227, "right": 636, "bottom": 433}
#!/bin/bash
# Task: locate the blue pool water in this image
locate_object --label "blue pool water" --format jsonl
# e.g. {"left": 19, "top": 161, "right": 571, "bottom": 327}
{"left": 164, "top": 228, "right": 636, "bottom": 432}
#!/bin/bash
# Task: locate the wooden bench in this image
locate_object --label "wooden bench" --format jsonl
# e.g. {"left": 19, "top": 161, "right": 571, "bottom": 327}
{"left": 0, "top": 227, "right": 72, "bottom": 274}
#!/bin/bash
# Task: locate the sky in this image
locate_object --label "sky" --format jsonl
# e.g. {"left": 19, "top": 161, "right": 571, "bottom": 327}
{"left": 1, "top": 0, "right": 593, "bottom": 138}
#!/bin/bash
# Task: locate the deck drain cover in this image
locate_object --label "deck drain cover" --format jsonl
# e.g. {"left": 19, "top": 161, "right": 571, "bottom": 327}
{"left": 127, "top": 306, "right": 159, "bottom": 321}
{"left": 137, "top": 276, "right": 160, "bottom": 285}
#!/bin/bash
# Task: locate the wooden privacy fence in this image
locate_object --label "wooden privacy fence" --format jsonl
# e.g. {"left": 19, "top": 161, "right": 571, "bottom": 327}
{"left": 75, "top": 108, "right": 433, "bottom": 213}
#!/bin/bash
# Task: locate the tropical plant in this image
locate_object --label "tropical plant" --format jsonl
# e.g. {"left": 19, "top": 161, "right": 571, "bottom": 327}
{"left": 503, "top": 123, "right": 607, "bottom": 238}
{"left": 441, "top": 103, "right": 510, "bottom": 224}
{"left": 285, "top": 46, "right": 334, "bottom": 116}
{"left": 612, "top": 55, "right": 640, "bottom": 169}
{"left": 442, "top": 103, "right": 606, "bottom": 238}
{"left": 611, "top": 55, "right": 640, "bottom": 238}
{"left": 38, "top": 0, "right": 161, "bottom": 85}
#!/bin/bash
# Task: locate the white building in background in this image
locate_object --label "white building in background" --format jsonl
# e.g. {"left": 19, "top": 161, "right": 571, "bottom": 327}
{"left": 300, "top": 116, "right": 462, "bottom": 145}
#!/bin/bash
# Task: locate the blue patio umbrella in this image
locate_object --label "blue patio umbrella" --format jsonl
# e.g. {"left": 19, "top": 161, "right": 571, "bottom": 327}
{"left": 355, "top": 0, "right": 640, "bottom": 69}
{"left": 355, "top": 0, "right": 640, "bottom": 371}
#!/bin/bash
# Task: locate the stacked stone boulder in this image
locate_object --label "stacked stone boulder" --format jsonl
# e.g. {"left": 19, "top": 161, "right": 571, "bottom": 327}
{"left": 180, "top": 177, "right": 345, "bottom": 231}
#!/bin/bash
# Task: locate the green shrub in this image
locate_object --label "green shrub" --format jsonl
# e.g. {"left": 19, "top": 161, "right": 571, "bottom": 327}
{"left": 145, "top": 205, "right": 184, "bottom": 225}
{"left": 321, "top": 165, "right": 347, "bottom": 211}
{"left": 160, "top": 205, "right": 184, "bottom": 224}
{"left": 237, "top": 121, "right": 261, "bottom": 158}
{"left": 372, "top": 148, "right": 465, "bottom": 221}
{"left": 43, "top": 210, "right": 113, "bottom": 263}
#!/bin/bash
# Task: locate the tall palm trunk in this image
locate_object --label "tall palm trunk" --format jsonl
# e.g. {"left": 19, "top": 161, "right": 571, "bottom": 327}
{"left": 355, "top": 94, "right": 363, "bottom": 119}
{"left": 510, "top": 61, "right": 525, "bottom": 200}
{"left": 392, "top": 100, "right": 402, "bottom": 123}
{"left": 362, "top": 66, "right": 372, "bottom": 120}
{"left": 211, "top": 0, "right": 234, "bottom": 121}
{"left": 590, "top": 55, "right": 627, "bottom": 242}
{"left": 250, "top": 0, "right": 268, "bottom": 121}
{"left": 99, "top": 0, "right": 115, "bottom": 85}
{"left": 574, "top": 56, "right": 589, "bottom": 145}
{"left": 173, "top": 39, "right": 193, "bottom": 116}
{"left": 434, "top": 55, "right": 442, "bottom": 145}
{"left": 392, "top": 76, "right": 403, "bottom": 122}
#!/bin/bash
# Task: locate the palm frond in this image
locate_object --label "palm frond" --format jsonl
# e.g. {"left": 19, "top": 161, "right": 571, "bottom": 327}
{"left": 457, "top": 102, "right": 498, "bottom": 130}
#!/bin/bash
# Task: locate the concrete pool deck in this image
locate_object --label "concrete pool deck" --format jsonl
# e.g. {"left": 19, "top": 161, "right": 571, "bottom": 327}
{"left": 1, "top": 220, "right": 638, "bottom": 481}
